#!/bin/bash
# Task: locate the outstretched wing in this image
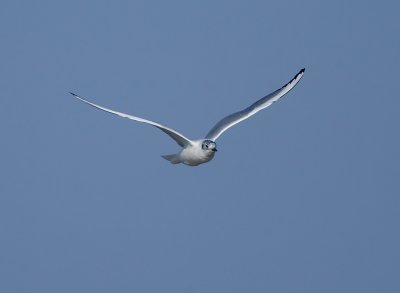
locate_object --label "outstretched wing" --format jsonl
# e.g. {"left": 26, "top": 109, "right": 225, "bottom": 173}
{"left": 205, "top": 68, "right": 305, "bottom": 141}
{"left": 70, "top": 92, "right": 192, "bottom": 147}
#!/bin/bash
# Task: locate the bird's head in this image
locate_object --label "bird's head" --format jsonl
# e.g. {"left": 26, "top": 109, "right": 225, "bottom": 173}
{"left": 201, "top": 140, "right": 218, "bottom": 152}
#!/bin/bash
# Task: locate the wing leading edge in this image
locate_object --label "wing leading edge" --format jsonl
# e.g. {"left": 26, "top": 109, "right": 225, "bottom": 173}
{"left": 205, "top": 68, "right": 305, "bottom": 141}
{"left": 70, "top": 92, "right": 192, "bottom": 147}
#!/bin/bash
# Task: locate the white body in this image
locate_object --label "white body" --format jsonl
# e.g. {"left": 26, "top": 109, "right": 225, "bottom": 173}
{"left": 71, "top": 68, "right": 305, "bottom": 166}
{"left": 178, "top": 140, "right": 216, "bottom": 166}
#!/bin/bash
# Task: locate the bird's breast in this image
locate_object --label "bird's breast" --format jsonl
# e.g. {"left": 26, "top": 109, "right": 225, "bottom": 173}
{"left": 180, "top": 146, "right": 215, "bottom": 166}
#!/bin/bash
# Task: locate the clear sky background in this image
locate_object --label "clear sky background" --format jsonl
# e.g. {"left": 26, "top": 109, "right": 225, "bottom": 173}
{"left": 1, "top": 0, "right": 399, "bottom": 292}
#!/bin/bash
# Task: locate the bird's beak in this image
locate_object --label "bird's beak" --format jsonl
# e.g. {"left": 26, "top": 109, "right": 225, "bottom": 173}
{"left": 213, "top": 148, "right": 218, "bottom": 152}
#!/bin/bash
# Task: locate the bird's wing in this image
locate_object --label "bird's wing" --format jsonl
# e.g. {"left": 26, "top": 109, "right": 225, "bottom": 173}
{"left": 205, "top": 68, "right": 305, "bottom": 141}
{"left": 70, "top": 92, "right": 193, "bottom": 147}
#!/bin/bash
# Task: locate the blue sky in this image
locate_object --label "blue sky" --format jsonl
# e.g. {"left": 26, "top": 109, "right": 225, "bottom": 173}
{"left": 1, "top": 1, "right": 399, "bottom": 292}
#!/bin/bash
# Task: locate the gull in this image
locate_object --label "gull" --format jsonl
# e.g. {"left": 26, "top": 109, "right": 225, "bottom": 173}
{"left": 71, "top": 68, "right": 305, "bottom": 166}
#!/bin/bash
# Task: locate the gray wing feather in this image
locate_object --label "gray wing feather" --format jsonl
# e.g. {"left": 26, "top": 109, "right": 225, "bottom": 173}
{"left": 205, "top": 68, "right": 305, "bottom": 141}
{"left": 70, "top": 92, "right": 192, "bottom": 147}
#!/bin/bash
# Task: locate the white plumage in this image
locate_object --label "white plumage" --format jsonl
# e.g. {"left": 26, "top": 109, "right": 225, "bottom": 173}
{"left": 71, "top": 68, "right": 305, "bottom": 166}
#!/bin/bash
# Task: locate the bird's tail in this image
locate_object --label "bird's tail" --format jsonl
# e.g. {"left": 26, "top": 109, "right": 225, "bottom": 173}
{"left": 162, "top": 154, "right": 181, "bottom": 164}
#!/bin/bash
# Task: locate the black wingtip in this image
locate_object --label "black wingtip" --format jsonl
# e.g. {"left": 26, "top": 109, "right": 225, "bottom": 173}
{"left": 292, "top": 68, "right": 305, "bottom": 80}
{"left": 69, "top": 92, "right": 78, "bottom": 97}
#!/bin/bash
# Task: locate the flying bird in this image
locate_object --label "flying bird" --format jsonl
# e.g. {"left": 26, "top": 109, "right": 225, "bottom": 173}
{"left": 71, "top": 68, "right": 305, "bottom": 166}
